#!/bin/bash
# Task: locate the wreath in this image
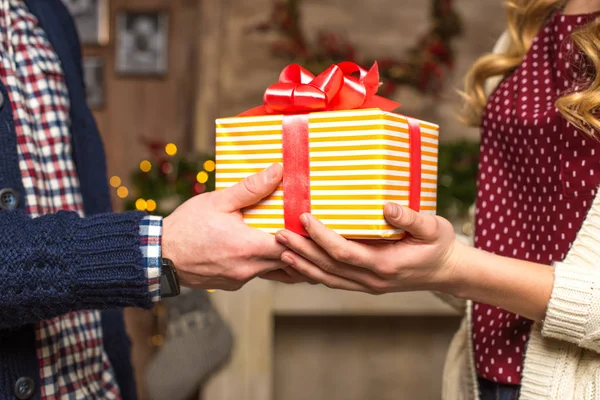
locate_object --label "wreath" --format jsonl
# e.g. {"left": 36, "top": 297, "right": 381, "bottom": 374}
{"left": 251, "top": 0, "right": 462, "bottom": 97}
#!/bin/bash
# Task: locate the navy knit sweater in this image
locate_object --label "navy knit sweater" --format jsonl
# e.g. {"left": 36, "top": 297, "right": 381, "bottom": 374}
{"left": 0, "top": 1, "right": 152, "bottom": 399}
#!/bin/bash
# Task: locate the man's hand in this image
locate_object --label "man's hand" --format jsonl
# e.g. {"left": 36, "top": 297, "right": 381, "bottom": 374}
{"left": 162, "top": 163, "right": 288, "bottom": 291}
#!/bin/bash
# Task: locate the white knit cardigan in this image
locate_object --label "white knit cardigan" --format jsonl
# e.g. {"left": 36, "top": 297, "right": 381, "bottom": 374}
{"left": 441, "top": 32, "right": 600, "bottom": 400}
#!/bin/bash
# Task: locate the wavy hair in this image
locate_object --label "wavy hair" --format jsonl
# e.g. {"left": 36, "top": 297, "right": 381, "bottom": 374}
{"left": 460, "top": 0, "right": 600, "bottom": 137}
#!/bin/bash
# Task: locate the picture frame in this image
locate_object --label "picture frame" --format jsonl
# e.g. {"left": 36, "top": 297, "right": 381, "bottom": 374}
{"left": 83, "top": 56, "right": 105, "bottom": 110}
{"left": 61, "top": 0, "right": 110, "bottom": 46}
{"left": 115, "top": 11, "right": 169, "bottom": 77}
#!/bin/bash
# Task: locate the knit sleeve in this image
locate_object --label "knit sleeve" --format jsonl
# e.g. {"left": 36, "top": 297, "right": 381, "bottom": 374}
{"left": 0, "top": 209, "right": 155, "bottom": 329}
{"left": 541, "top": 188, "right": 600, "bottom": 352}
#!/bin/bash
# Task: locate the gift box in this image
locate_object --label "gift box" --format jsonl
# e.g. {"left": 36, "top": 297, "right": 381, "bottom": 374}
{"left": 215, "top": 62, "right": 439, "bottom": 240}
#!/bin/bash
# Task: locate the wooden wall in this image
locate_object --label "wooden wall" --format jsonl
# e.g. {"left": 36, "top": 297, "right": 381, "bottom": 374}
{"left": 274, "top": 316, "right": 461, "bottom": 400}
{"left": 84, "top": 0, "right": 199, "bottom": 210}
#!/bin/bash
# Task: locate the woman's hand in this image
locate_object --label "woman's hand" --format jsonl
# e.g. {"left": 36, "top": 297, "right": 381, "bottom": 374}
{"left": 266, "top": 202, "right": 554, "bottom": 321}
{"left": 272, "top": 203, "right": 466, "bottom": 295}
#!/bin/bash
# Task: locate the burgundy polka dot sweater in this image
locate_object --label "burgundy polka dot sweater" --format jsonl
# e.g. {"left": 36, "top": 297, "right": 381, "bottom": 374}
{"left": 472, "top": 11, "right": 600, "bottom": 385}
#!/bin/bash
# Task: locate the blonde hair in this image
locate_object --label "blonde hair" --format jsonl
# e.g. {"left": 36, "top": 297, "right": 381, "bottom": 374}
{"left": 460, "top": 0, "right": 600, "bottom": 137}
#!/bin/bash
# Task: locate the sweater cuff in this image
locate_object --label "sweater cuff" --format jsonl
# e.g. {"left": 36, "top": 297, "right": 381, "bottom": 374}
{"left": 542, "top": 190, "right": 600, "bottom": 344}
{"left": 66, "top": 211, "right": 154, "bottom": 309}
{"left": 139, "top": 215, "right": 162, "bottom": 303}
{"left": 542, "top": 261, "right": 596, "bottom": 343}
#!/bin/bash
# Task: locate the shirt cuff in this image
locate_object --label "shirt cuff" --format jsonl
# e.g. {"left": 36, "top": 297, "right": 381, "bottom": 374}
{"left": 139, "top": 215, "right": 162, "bottom": 303}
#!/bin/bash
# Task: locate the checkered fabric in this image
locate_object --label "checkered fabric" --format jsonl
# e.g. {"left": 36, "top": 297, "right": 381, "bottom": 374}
{"left": 0, "top": 1, "right": 162, "bottom": 398}
{"left": 140, "top": 216, "right": 162, "bottom": 302}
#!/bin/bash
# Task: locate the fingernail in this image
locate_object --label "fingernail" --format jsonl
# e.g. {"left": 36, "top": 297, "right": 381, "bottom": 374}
{"left": 282, "top": 255, "right": 294, "bottom": 265}
{"left": 386, "top": 203, "right": 401, "bottom": 219}
{"left": 300, "top": 214, "right": 310, "bottom": 228}
{"left": 266, "top": 164, "right": 279, "bottom": 181}
{"left": 275, "top": 232, "right": 289, "bottom": 245}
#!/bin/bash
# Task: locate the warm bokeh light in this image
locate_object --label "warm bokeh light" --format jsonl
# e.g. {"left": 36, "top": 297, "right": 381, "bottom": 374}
{"left": 140, "top": 160, "right": 152, "bottom": 172}
{"left": 196, "top": 171, "right": 209, "bottom": 183}
{"left": 109, "top": 176, "right": 121, "bottom": 188}
{"left": 146, "top": 199, "right": 157, "bottom": 212}
{"left": 207, "top": 290, "right": 215, "bottom": 293}
{"left": 117, "top": 186, "right": 129, "bottom": 198}
{"left": 150, "top": 334, "right": 164, "bottom": 347}
{"left": 203, "top": 160, "right": 216, "bottom": 172}
{"left": 135, "top": 198, "right": 147, "bottom": 211}
{"left": 165, "top": 143, "right": 178, "bottom": 156}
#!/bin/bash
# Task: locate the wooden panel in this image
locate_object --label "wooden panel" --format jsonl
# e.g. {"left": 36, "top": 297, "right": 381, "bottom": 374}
{"left": 274, "top": 316, "right": 461, "bottom": 400}
{"left": 124, "top": 308, "right": 157, "bottom": 400}
{"left": 203, "top": 280, "right": 275, "bottom": 400}
{"left": 193, "top": 0, "right": 226, "bottom": 153}
{"left": 273, "top": 285, "right": 459, "bottom": 316}
{"left": 204, "top": 282, "right": 460, "bottom": 400}
{"left": 83, "top": 0, "right": 199, "bottom": 210}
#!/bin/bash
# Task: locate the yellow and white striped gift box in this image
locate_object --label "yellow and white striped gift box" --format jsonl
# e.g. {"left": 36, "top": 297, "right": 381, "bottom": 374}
{"left": 215, "top": 108, "right": 439, "bottom": 240}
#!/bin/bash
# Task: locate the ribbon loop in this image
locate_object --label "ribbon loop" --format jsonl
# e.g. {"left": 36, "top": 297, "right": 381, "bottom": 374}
{"left": 309, "top": 64, "right": 343, "bottom": 101}
{"left": 329, "top": 76, "right": 366, "bottom": 110}
{"left": 263, "top": 82, "right": 297, "bottom": 112}
{"left": 279, "top": 64, "right": 315, "bottom": 84}
{"left": 336, "top": 61, "right": 367, "bottom": 79}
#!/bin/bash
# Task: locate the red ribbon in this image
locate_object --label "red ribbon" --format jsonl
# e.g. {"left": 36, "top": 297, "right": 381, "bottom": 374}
{"left": 281, "top": 114, "right": 311, "bottom": 236}
{"left": 407, "top": 118, "right": 422, "bottom": 213}
{"left": 239, "top": 62, "right": 422, "bottom": 236}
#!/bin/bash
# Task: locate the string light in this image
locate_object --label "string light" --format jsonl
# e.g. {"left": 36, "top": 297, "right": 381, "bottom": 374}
{"left": 203, "top": 160, "right": 216, "bottom": 172}
{"left": 117, "top": 186, "right": 129, "bottom": 198}
{"left": 146, "top": 199, "right": 157, "bottom": 212}
{"left": 196, "top": 171, "right": 208, "bottom": 184}
{"left": 165, "top": 143, "right": 177, "bottom": 156}
{"left": 150, "top": 334, "right": 164, "bottom": 347}
{"left": 135, "top": 199, "right": 147, "bottom": 211}
{"left": 109, "top": 176, "right": 121, "bottom": 188}
{"left": 154, "top": 303, "right": 167, "bottom": 317}
{"left": 140, "top": 160, "right": 152, "bottom": 172}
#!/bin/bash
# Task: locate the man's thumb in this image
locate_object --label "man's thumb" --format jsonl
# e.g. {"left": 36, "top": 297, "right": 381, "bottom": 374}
{"left": 221, "top": 163, "right": 283, "bottom": 211}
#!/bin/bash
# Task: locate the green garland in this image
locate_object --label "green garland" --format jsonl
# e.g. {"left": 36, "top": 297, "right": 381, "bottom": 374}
{"left": 437, "top": 140, "right": 479, "bottom": 220}
{"left": 252, "top": 0, "right": 462, "bottom": 97}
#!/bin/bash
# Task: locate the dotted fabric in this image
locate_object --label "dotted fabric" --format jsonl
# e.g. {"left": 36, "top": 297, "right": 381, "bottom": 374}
{"left": 472, "top": 10, "right": 600, "bottom": 385}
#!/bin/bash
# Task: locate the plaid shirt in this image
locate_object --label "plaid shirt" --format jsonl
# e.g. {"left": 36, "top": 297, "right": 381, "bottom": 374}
{"left": 0, "top": 1, "right": 162, "bottom": 398}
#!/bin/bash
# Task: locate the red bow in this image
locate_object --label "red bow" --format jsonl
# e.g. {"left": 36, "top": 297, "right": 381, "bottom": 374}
{"left": 239, "top": 62, "right": 400, "bottom": 116}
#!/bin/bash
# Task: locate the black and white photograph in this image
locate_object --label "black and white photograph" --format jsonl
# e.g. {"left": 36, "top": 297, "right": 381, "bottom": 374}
{"left": 61, "top": 0, "right": 109, "bottom": 46}
{"left": 115, "top": 11, "right": 169, "bottom": 76}
{"left": 83, "top": 57, "right": 105, "bottom": 109}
